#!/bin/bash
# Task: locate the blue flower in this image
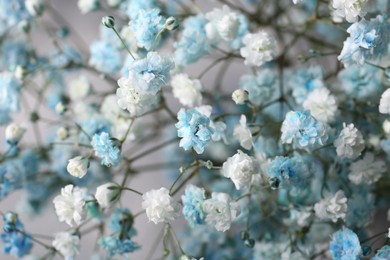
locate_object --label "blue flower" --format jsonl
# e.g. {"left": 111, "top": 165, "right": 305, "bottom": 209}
{"left": 329, "top": 227, "right": 361, "bottom": 260}
{"left": 0, "top": 0, "right": 31, "bottom": 27}
{"left": 1, "top": 41, "right": 30, "bottom": 71}
{"left": 130, "top": 8, "right": 166, "bottom": 50}
{"left": 338, "top": 64, "right": 382, "bottom": 100}
{"left": 281, "top": 110, "right": 328, "bottom": 150}
{"left": 174, "top": 16, "right": 212, "bottom": 66}
{"left": 287, "top": 66, "right": 324, "bottom": 104}
{"left": 130, "top": 51, "right": 174, "bottom": 94}
{"left": 338, "top": 15, "right": 390, "bottom": 67}
{"left": 91, "top": 132, "right": 121, "bottom": 167}
{"left": 89, "top": 41, "right": 122, "bottom": 74}
{"left": 99, "top": 236, "right": 140, "bottom": 257}
{"left": 108, "top": 208, "right": 137, "bottom": 238}
{"left": 266, "top": 155, "right": 309, "bottom": 189}
{"left": 372, "top": 245, "right": 390, "bottom": 260}
{"left": 176, "top": 107, "right": 214, "bottom": 154}
{"left": 182, "top": 184, "right": 206, "bottom": 227}
{"left": 239, "top": 69, "right": 277, "bottom": 106}
{"left": 0, "top": 215, "right": 33, "bottom": 258}
{"left": 125, "top": 0, "right": 157, "bottom": 20}
{"left": 0, "top": 72, "right": 20, "bottom": 125}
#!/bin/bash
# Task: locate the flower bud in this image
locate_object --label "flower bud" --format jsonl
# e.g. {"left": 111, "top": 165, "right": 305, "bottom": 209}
{"left": 56, "top": 127, "right": 69, "bottom": 140}
{"left": 102, "top": 16, "right": 115, "bottom": 29}
{"left": 67, "top": 156, "right": 89, "bottom": 178}
{"left": 164, "top": 17, "right": 179, "bottom": 31}
{"left": 95, "top": 182, "right": 121, "bottom": 208}
{"left": 5, "top": 123, "right": 26, "bottom": 145}
{"left": 55, "top": 102, "right": 67, "bottom": 115}
{"left": 232, "top": 89, "right": 248, "bottom": 105}
{"left": 14, "top": 66, "right": 28, "bottom": 80}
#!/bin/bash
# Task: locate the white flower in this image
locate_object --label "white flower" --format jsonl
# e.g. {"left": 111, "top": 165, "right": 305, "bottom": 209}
{"left": 314, "top": 190, "right": 348, "bottom": 223}
{"left": 222, "top": 150, "right": 255, "bottom": 190}
{"left": 77, "top": 0, "right": 99, "bottom": 14}
{"left": 233, "top": 115, "right": 253, "bottom": 150}
{"left": 142, "top": 187, "right": 181, "bottom": 224}
{"left": 69, "top": 76, "right": 91, "bottom": 101}
{"left": 53, "top": 185, "right": 86, "bottom": 227}
{"left": 203, "top": 192, "right": 240, "bottom": 232}
{"left": 116, "top": 76, "right": 158, "bottom": 116}
{"left": 25, "top": 0, "right": 45, "bottom": 16}
{"left": 56, "top": 127, "right": 69, "bottom": 140}
{"left": 379, "top": 88, "right": 390, "bottom": 114}
{"left": 384, "top": 120, "right": 390, "bottom": 135}
{"left": 303, "top": 87, "right": 338, "bottom": 123}
{"left": 171, "top": 74, "right": 202, "bottom": 107}
{"left": 292, "top": 0, "right": 302, "bottom": 4}
{"left": 66, "top": 156, "right": 89, "bottom": 178}
{"left": 388, "top": 228, "right": 390, "bottom": 239}
{"left": 107, "top": 0, "right": 122, "bottom": 7}
{"left": 232, "top": 89, "right": 248, "bottom": 105}
{"left": 205, "top": 5, "right": 240, "bottom": 42}
{"left": 52, "top": 232, "right": 80, "bottom": 260}
{"left": 95, "top": 182, "right": 121, "bottom": 208}
{"left": 240, "top": 31, "right": 276, "bottom": 67}
{"left": 334, "top": 123, "right": 365, "bottom": 159}
{"left": 348, "top": 152, "right": 386, "bottom": 185}
{"left": 331, "top": 0, "right": 367, "bottom": 23}
{"left": 5, "top": 123, "right": 25, "bottom": 144}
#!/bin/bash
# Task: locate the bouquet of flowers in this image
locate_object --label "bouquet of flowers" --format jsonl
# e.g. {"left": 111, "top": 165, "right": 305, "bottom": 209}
{"left": 1, "top": 0, "right": 390, "bottom": 259}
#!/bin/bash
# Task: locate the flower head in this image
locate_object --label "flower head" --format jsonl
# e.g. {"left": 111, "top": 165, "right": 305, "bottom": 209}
{"left": 95, "top": 182, "right": 121, "bottom": 208}
{"left": 303, "top": 87, "right": 338, "bottom": 123}
{"left": 233, "top": 115, "right": 253, "bottom": 150}
{"left": 52, "top": 232, "right": 80, "bottom": 260}
{"left": 91, "top": 132, "right": 121, "bottom": 167}
{"left": 171, "top": 73, "right": 202, "bottom": 107}
{"left": 348, "top": 152, "right": 386, "bottom": 185}
{"left": 182, "top": 184, "right": 206, "bottom": 227}
{"left": 329, "top": 227, "right": 361, "bottom": 260}
{"left": 334, "top": 123, "right": 365, "bottom": 159}
{"left": 240, "top": 31, "right": 276, "bottom": 67}
{"left": 314, "top": 190, "right": 348, "bottom": 223}
{"left": 222, "top": 150, "right": 255, "bottom": 190}
{"left": 66, "top": 156, "right": 89, "bottom": 178}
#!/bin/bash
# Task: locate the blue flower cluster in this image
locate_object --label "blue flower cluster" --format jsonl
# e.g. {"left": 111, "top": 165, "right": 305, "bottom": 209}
{"left": 91, "top": 132, "right": 121, "bottom": 167}
{"left": 181, "top": 184, "right": 206, "bottom": 227}
{"left": 329, "top": 227, "right": 361, "bottom": 260}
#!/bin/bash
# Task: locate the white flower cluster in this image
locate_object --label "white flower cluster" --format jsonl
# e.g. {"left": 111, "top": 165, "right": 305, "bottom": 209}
{"left": 303, "top": 87, "right": 338, "bottom": 123}
{"left": 205, "top": 5, "right": 240, "bottom": 42}
{"left": 379, "top": 88, "right": 390, "bottom": 114}
{"left": 334, "top": 123, "right": 365, "bottom": 159}
{"left": 314, "top": 190, "right": 348, "bottom": 223}
{"left": 52, "top": 232, "right": 80, "bottom": 260}
{"left": 171, "top": 73, "right": 203, "bottom": 107}
{"left": 142, "top": 187, "right": 181, "bottom": 224}
{"left": 348, "top": 152, "right": 386, "bottom": 185}
{"left": 233, "top": 115, "right": 253, "bottom": 150}
{"left": 240, "top": 31, "right": 276, "bottom": 67}
{"left": 331, "top": 0, "right": 367, "bottom": 23}
{"left": 222, "top": 150, "right": 255, "bottom": 190}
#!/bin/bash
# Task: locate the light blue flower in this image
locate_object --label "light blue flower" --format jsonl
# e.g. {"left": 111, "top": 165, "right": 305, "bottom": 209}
{"left": 0, "top": 0, "right": 31, "bottom": 27}
{"left": 91, "top": 132, "right": 121, "bottom": 167}
{"left": 108, "top": 208, "right": 137, "bottom": 238}
{"left": 182, "top": 184, "right": 206, "bottom": 227}
{"left": 329, "top": 227, "right": 361, "bottom": 260}
{"left": 281, "top": 110, "right": 328, "bottom": 150}
{"left": 174, "top": 16, "right": 212, "bottom": 66}
{"left": 338, "top": 15, "right": 390, "bottom": 67}
{"left": 125, "top": 0, "right": 157, "bottom": 20}
{"left": 99, "top": 236, "right": 140, "bottom": 257}
{"left": 176, "top": 108, "right": 214, "bottom": 154}
{"left": 266, "top": 155, "right": 309, "bottom": 189}
{"left": 287, "top": 66, "right": 324, "bottom": 104}
{"left": 0, "top": 216, "right": 33, "bottom": 258}
{"left": 372, "top": 245, "right": 390, "bottom": 260}
{"left": 337, "top": 64, "right": 382, "bottom": 100}
{"left": 1, "top": 41, "right": 30, "bottom": 71}
{"left": 0, "top": 72, "right": 21, "bottom": 125}
{"left": 130, "top": 8, "right": 166, "bottom": 51}
{"left": 89, "top": 41, "right": 122, "bottom": 74}
{"left": 130, "top": 51, "right": 174, "bottom": 94}
{"left": 240, "top": 69, "right": 278, "bottom": 106}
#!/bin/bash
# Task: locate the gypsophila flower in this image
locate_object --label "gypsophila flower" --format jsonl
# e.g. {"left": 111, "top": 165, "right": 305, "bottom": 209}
{"left": 222, "top": 150, "right": 255, "bottom": 190}
{"left": 130, "top": 8, "right": 166, "bottom": 50}
{"left": 329, "top": 227, "right": 362, "bottom": 260}
{"left": 203, "top": 192, "right": 240, "bottom": 232}
{"left": 232, "top": 89, "right": 248, "bottom": 105}
{"left": 53, "top": 184, "right": 87, "bottom": 227}
{"left": 69, "top": 76, "right": 91, "bottom": 101}
{"left": 66, "top": 156, "right": 89, "bottom": 178}
{"left": 176, "top": 106, "right": 214, "bottom": 154}
{"left": 334, "top": 123, "right": 365, "bottom": 159}
{"left": 89, "top": 41, "right": 121, "bottom": 74}
{"left": 52, "top": 232, "right": 80, "bottom": 260}
{"left": 129, "top": 51, "right": 174, "bottom": 94}
{"left": 281, "top": 110, "right": 328, "bottom": 150}
{"left": 171, "top": 73, "right": 203, "bottom": 107}
{"left": 5, "top": 123, "right": 25, "bottom": 145}
{"left": 233, "top": 115, "right": 253, "bottom": 150}
{"left": 0, "top": 72, "right": 21, "bottom": 125}
{"left": 348, "top": 152, "right": 386, "bottom": 185}
{"left": 25, "top": 0, "right": 44, "bottom": 16}
{"left": 125, "top": 0, "right": 157, "bottom": 20}
{"left": 116, "top": 75, "right": 159, "bottom": 116}
{"left": 240, "top": 31, "right": 276, "bottom": 67}
{"left": 303, "top": 87, "right": 338, "bottom": 123}
{"left": 338, "top": 15, "right": 390, "bottom": 67}
{"left": 91, "top": 132, "right": 121, "bottom": 167}
{"left": 379, "top": 88, "right": 390, "bottom": 114}
{"left": 314, "top": 190, "right": 348, "bottom": 223}
{"left": 331, "top": 0, "right": 367, "bottom": 23}
{"left": 78, "top": 0, "right": 99, "bottom": 13}
{"left": 99, "top": 236, "right": 140, "bottom": 257}
{"left": 0, "top": 216, "right": 32, "bottom": 258}
{"left": 182, "top": 184, "right": 206, "bottom": 227}
{"left": 373, "top": 245, "right": 390, "bottom": 260}
{"left": 142, "top": 187, "right": 181, "bottom": 224}
{"left": 94, "top": 182, "right": 121, "bottom": 208}
{"left": 205, "top": 5, "right": 240, "bottom": 42}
